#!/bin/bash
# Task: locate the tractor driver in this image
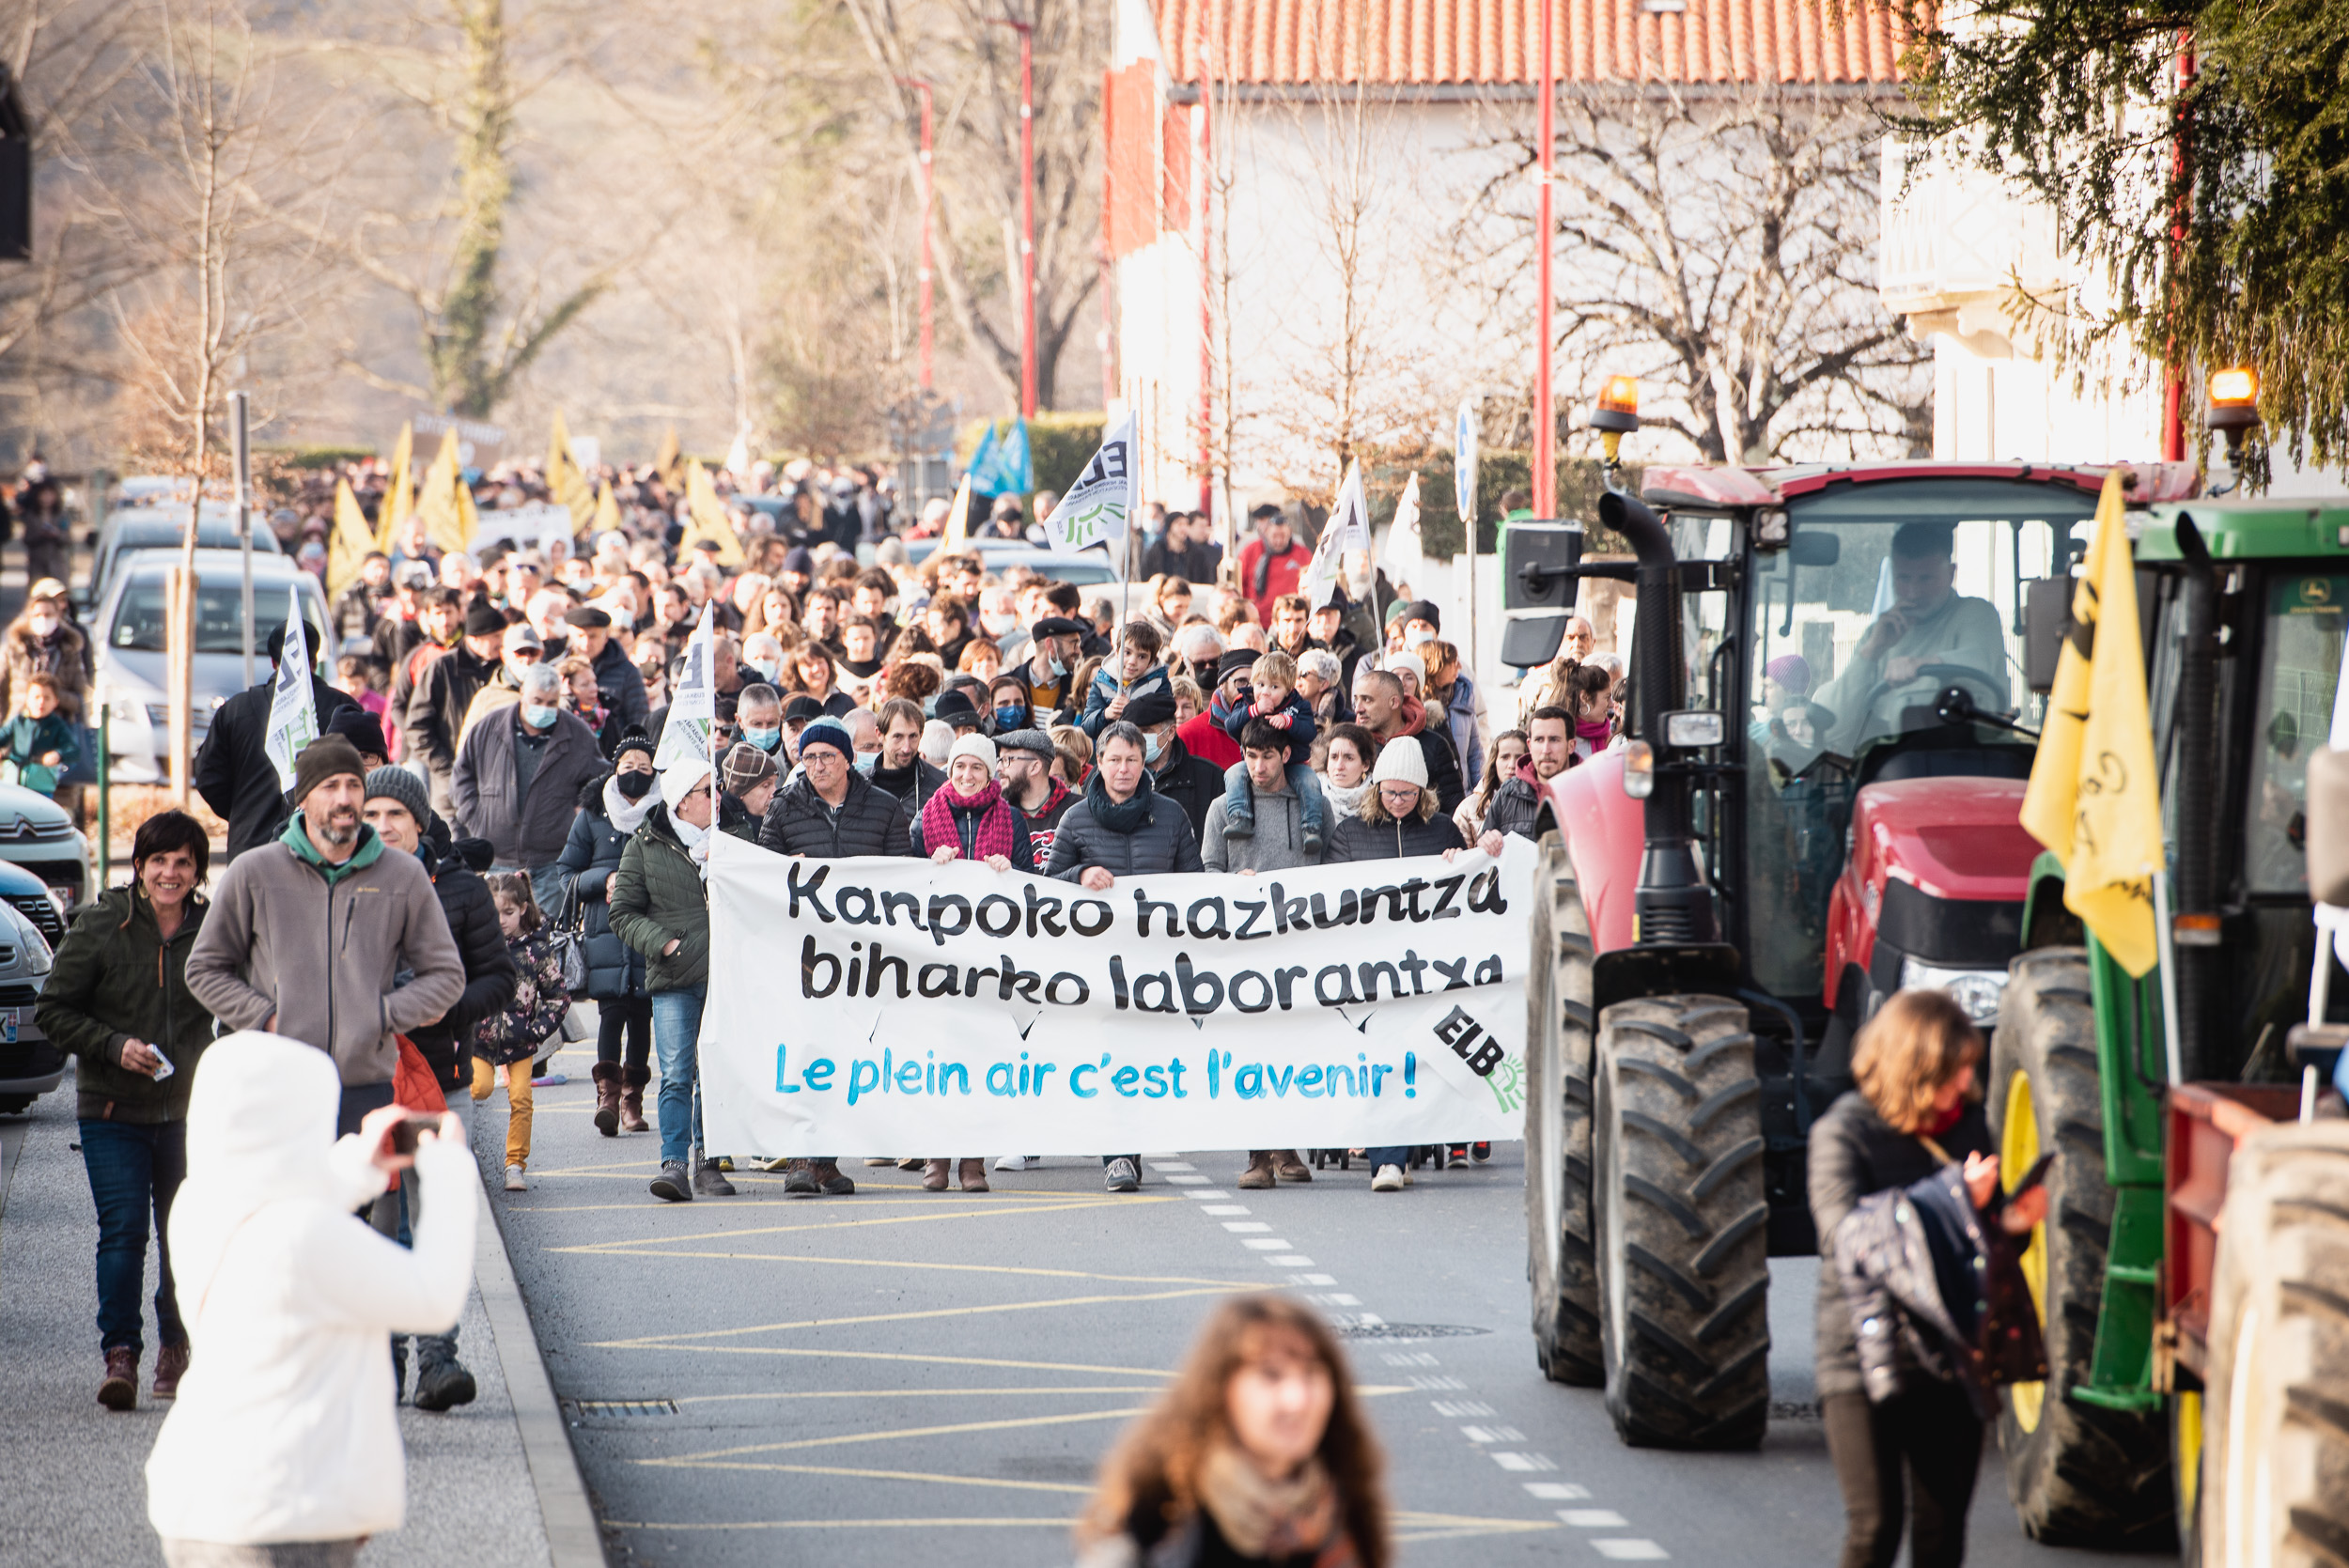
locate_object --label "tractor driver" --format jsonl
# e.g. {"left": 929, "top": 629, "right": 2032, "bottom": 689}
{"left": 1814, "top": 520, "right": 2007, "bottom": 753}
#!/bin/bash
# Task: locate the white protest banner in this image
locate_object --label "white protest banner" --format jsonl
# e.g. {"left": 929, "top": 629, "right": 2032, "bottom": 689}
{"left": 261, "top": 588, "right": 319, "bottom": 790}
{"left": 1042, "top": 411, "right": 1138, "bottom": 554}
{"left": 655, "top": 606, "right": 715, "bottom": 770}
{"left": 699, "top": 832, "right": 1536, "bottom": 1156}
{"left": 1303, "top": 461, "right": 1371, "bottom": 610}
{"left": 472, "top": 501, "right": 576, "bottom": 558}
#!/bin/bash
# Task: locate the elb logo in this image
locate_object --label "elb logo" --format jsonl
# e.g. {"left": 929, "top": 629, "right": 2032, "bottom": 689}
{"left": 1434, "top": 1004, "right": 1501, "bottom": 1077}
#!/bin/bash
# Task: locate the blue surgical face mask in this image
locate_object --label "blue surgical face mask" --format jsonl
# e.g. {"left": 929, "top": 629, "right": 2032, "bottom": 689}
{"left": 1143, "top": 733, "right": 1165, "bottom": 764}
{"left": 994, "top": 706, "right": 1026, "bottom": 730}
{"left": 744, "top": 726, "right": 782, "bottom": 753}
{"left": 1047, "top": 657, "right": 1067, "bottom": 680}
{"left": 521, "top": 704, "right": 558, "bottom": 730}
{"left": 747, "top": 659, "right": 780, "bottom": 684}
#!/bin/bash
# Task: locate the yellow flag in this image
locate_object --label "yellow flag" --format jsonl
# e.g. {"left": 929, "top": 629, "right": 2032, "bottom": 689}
{"left": 377, "top": 422, "right": 414, "bottom": 553}
{"left": 680, "top": 459, "right": 746, "bottom": 565}
{"left": 2020, "top": 470, "right": 2165, "bottom": 975}
{"left": 327, "top": 478, "right": 377, "bottom": 600}
{"left": 593, "top": 479, "right": 621, "bottom": 536}
{"left": 413, "top": 429, "right": 474, "bottom": 556}
{"left": 654, "top": 425, "right": 682, "bottom": 487}
{"left": 547, "top": 410, "right": 596, "bottom": 532}
{"left": 940, "top": 470, "right": 974, "bottom": 551}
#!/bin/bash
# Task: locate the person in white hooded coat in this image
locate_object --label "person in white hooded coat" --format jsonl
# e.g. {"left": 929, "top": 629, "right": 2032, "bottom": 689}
{"left": 146, "top": 1032, "right": 474, "bottom": 1565}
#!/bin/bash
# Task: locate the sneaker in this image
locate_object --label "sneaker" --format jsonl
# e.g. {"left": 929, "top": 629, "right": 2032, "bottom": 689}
{"left": 1471, "top": 1141, "right": 1491, "bottom": 1163}
{"left": 1223, "top": 813, "right": 1255, "bottom": 839}
{"left": 531, "top": 1071, "right": 568, "bottom": 1088}
{"left": 1447, "top": 1144, "right": 1470, "bottom": 1166}
{"left": 152, "top": 1343, "right": 189, "bottom": 1400}
{"left": 412, "top": 1358, "right": 477, "bottom": 1412}
{"left": 863, "top": 1157, "right": 897, "bottom": 1167}
{"left": 1302, "top": 830, "right": 1324, "bottom": 857}
{"left": 504, "top": 1164, "right": 528, "bottom": 1192}
{"left": 98, "top": 1347, "right": 138, "bottom": 1412}
{"left": 715, "top": 1156, "right": 735, "bottom": 1172}
{"left": 651, "top": 1160, "right": 693, "bottom": 1202}
{"left": 812, "top": 1161, "right": 857, "bottom": 1196}
{"left": 1371, "top": 1164, "right": 1406, "bottom": 1192}
{"left": 693, "top": 1158, "right": 737, "bottom": 1197}
{"left": 1105, "top": 1157, "right": 1141, "bottom": 1193}
{"left": 782, "top": 1158, "right": 819, "bottom": 1196}
{"left": 993, "top": 1155, "right": 1041, "bottom": 1171}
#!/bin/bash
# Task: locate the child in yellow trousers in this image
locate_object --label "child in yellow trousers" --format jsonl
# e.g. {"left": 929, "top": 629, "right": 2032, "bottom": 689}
{"left": 473, "top": 874, "right": 572, "bottom": 1192}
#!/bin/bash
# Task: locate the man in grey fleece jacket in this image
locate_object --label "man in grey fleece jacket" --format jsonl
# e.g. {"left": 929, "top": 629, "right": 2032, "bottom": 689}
{"left": 1202, "top": 720, "right": 1327, "bottom": 876}
{"left": 187, "top": 735, "right": 466, "bottom": 1136}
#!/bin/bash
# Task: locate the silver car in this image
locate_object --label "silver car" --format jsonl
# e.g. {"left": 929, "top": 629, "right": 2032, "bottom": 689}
{"left": 92, "top": 549, "right": 332, "bottom": 785}
{"left": 85, "top": 505, "right": 278, "bottom": 611}
{"left": 0, "top": 901, "right": 62, "bottom": 1115}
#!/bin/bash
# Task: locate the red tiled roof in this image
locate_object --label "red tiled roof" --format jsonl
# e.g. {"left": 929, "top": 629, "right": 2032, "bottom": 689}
{"left": 1151, "top": 0, "right": 1906, "bottom": 86}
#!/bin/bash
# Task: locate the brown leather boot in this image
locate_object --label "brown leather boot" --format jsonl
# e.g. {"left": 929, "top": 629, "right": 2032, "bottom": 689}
{"left": 591, "top": 1062, "right": 622, "bottom": 1138}
{"left": 619, "top": 1065, "right": 650, "bottom": 1132}
{"left": 957, "top": 1158, "right": 989, "bottom": 1192}
{"left": 811, "top": 1161, "right": 857, "bottom": 1196}
{"left": 99, "top": 1347, "right": 138, "bottom": 1411}
{"left": 1237, "top": 1151, "right": 1276, "bottom": 1190}
{"left": 922, "top": 1158, "right": 951, "bottom": 1191}
{"left": 1272, "top": 1150, "right": 1313, "bottom": 1183}
{"left": 153, "top": 1343, "right": 189, "bottom": 1399}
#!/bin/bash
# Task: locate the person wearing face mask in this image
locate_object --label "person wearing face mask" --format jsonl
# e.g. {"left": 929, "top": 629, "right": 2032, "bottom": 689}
{"left": 3, "top": 576, "right": 90, "bottom": 725}
{"left": 986, "top": 671, "right": 1036, "bottom": 737}
{"left": 458, "top": 621, "right": 547, "bottom": 741}
{"left": 556, "top": 730, "right": 659, "bottom": 1140}
{"left": 740, "top": 629, "right": 789, "bottom": 691}
{"left": 452, "top": 662, "right": 605, "bottom": 918}
{"left": 735, "top": 684, "right": 786, "bottom": 759}
{"left": 193, "top": 618, "right": 362, "bottom": 862}
{"left": 1017, "top": 615, "right": 1088, "bottom": 722}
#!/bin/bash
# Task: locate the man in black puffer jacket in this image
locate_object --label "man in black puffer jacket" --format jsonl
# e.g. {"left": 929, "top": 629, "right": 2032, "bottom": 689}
{"left": 756, "top": 716, "right": 918, "bottom": 861}
{"left": 1042, "top": 721, "right": 1202, "bottom": 1196}
{"left": 359, "top": 765, "right": 516, "bottom": 1413}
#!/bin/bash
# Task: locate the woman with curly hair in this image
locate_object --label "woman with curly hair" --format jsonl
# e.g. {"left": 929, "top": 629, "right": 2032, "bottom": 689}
{"left": 1077, "top": 1295, "right": 1389, "bottom": 1568}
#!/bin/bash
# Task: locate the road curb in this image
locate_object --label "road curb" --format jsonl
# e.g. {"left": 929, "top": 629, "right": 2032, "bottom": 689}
{"left": 474, "top": 1177, "right": 608, "bottom": 1568}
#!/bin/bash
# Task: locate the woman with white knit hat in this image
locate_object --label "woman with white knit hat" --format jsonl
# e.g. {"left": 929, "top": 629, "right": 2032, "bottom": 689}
{"left": 1325, "top": 734, "right": 1504, "bottom": 865}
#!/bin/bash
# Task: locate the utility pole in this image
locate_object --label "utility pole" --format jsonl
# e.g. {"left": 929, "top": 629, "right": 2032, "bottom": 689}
{"left": 898, "top": 77, "right": 936, "bottom": 390}
{"left": 990, "top": 16, "right": 1037, "bottom": 417}
{"left": 1532, "top": 0, "right": 1556, "bottom": 520}
{"left": 233, "top": 392, "right": 254, "bottom": 690}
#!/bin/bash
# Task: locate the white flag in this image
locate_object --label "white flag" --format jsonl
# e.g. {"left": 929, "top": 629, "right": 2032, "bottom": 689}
{"left": 262, "top": 589, "right": 319, "bottom": 791}
{"left": 1379, "top": 470, "right": 1425, "bottom": 592}
{"left": 1043, "top": 411, "right": 1138, "bottom": 554}
{"left": 656, "top": 606, "right": 717, "bottom": 770}
{"left": 1304, "top": 461, "right": 1374, "bottom": 610}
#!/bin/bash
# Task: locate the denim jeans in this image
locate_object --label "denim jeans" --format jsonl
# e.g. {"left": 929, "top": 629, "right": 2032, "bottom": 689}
{"left": 78, "top": 1119, "right": 188, "bottom": 1354}
{"left": 1364, "top": 1146, "right": 1410, "bottom": 1172}
{"left": 651, "top": 986, "right": 707, "bottom": 1165}
{"left": 1221, "top": 763, "right": 1325, "bottom": 839}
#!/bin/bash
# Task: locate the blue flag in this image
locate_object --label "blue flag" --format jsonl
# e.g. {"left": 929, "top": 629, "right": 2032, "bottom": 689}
{"left": 968, "top": 418, "right": 1034, "bottom": 497}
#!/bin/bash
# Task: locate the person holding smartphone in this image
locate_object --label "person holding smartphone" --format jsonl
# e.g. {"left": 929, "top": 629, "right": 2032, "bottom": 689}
{"left": 37, "top": 810, "right": 215, "bottom": 1413}
{"left": 1809, "top": 988, "right": 2050, "bottom": 1568}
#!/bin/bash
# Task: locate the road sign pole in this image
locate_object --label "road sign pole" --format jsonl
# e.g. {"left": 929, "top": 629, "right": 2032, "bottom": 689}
{"left": 233, "top": 392, "right": 253, "bottom": 691}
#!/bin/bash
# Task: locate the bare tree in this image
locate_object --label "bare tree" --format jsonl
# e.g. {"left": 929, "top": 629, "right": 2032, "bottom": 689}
{"left": 1467, "top": 85, "right": 1928, "bottom": 464}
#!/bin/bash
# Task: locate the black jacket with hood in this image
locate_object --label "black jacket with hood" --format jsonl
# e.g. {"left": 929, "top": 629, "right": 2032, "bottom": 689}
{"left": 403, "top": 835, "right": 519, "bottom": 1091}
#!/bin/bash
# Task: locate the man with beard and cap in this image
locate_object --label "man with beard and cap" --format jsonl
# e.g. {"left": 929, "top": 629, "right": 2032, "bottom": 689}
{"left": 1016, "top": 615, "right": 1087, "bottom": 722}
{"left": 353, "top": 762, "right": 513, "bottom": 1408}
{"left": 1123, "top": 686, "right": 1224, "bottom": 839}
{"left": 405, "top": 598, "right": 512, "bottom": 817}
{"left": 564, "top": 603, "right": 648, "bottom": 746}
{"left": 994, "top": 726, "right": 1076, "bottom": 863}
{"left": 609, "top": 754, "right": 739, "bottom": 1203}
{"left": 193, "top": 620, "right": 363, "bottom": 861}
{"left": 1174, "top": 649, "right": 1253, "bottom": 773}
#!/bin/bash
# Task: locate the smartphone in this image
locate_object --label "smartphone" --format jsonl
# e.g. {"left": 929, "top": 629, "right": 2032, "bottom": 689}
{"left": 2007, "top": 1151, "right": 2058, "bottom": 1198}
{"left": 385, "top": 1113, "right": 443, "bottom": 1156}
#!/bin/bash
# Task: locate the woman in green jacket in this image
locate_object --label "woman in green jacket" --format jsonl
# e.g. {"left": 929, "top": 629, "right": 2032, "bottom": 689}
{"left": 36, "top": 810, "right": 213, "bottom": 1413}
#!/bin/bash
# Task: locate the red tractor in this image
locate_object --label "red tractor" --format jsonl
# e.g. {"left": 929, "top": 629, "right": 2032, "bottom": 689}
{"left": 1509, "top": 456, "right": 2195, "bottom": 1448}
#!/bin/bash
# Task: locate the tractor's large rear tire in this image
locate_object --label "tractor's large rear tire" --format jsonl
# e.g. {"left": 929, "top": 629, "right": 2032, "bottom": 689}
{"left": 2202, "top": 1121, "right": 2349, "bottom": 1568}
{"left": 1593, "top": 994, "right": 1768, "bottom": 1450}
{"left": 1989, "top": 948, "right": 2173, "bottom": 1546}
{"left": 1525, "top": 832, "right": 1600, "bottom": 1386}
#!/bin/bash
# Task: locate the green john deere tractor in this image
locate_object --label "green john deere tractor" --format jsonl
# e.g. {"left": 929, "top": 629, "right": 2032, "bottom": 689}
{"left": 1996, "top": 493, "right": 2349, "bottom": 1559}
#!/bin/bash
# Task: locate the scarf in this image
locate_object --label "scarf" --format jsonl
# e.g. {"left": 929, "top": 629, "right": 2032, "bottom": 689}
{"left": 602, "top": 773, "right": 656, "bottom": 833}
{"left": 922, "top": 775, "right": 1020, "bottom": 862}
{"left": 1576, "top": 717, "right": 1613, "bottom": 746}
{"left": 1398, "top": 692, "right": 1428, "bottom": 736}
{"left": 1319, "top": 773, "right": 1372, "bottom": 820}
{"left": 1084, "top": 766, "right": 1157, "bottom": 835}
{"left": 1196, "top": 1444, "right": 1355, "bottom": 1568}
{"left": 671, "top": 812, "right": 711, "bottom": 864}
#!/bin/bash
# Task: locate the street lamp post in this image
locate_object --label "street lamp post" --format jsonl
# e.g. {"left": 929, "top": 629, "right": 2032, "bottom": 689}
{"left": 897, "top": 76, "right": 936, "bottom": 391}
{"left": 991, "top": 16, "right": 1036, "bottom": 418}
{"left": 1532, "top": 0, "right": 1556, "bottom": 520}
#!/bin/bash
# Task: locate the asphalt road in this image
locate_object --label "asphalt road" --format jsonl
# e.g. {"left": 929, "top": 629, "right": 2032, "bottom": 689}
{"left": 489, "top": 1035, "right": 2177, "bottom": 1568}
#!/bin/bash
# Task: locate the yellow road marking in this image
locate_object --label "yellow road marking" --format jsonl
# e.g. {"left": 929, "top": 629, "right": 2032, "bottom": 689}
{"left": 624, "top": 1461, "right": 1093, "bottom": 1494}
{"left": 674, "top": 1386, "right": 1167, "bottom": 1405}
{"left": 643, "top": 1405, "right": 1151, "bottom": 1466}
{"left": 607, "top": 1517, "right": 1072, "bottom": 1530}
{"left": 593, "top": 1284, "right": 1241, "bottom": 1347}
{"left": 1392, "top": 1512, "right": 1564, "bottom": 1542}
{"left": 553, "top": 1248, "right": 1262, "bottom": 1288}
{"left": 586, "top": 1344, "right": 1174, "bottom": 1376}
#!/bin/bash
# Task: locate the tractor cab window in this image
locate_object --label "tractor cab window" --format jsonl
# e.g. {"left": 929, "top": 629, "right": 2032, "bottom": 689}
{"left": 1740, "top": 479, "right": 2098, "bottom": 999}
{"left": 2244, "top": 573, "right": 2349, "bottom": 894}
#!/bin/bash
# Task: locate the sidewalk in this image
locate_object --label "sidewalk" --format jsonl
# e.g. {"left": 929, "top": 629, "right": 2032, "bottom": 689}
{"left": 0, "top": 1065, "right": 573, "bottom": 1567}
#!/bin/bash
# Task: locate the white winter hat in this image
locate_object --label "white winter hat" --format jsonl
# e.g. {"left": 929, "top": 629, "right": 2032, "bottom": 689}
{"left": 1370, "top": 735, "right": 1429, "bottom": 788}
{"left": 948, "top": 733, "right": 999, "bottom": 771}
{"left": 660, "top": 756, "right": 712, "bottom": 814}
{"left": 1387, "top": 650, "right": 1426, "bottom": 689}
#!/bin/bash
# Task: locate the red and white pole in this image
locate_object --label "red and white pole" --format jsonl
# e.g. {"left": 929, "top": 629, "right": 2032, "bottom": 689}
{"left": 1533, "top": 0, "right": 1556, "bottom": 519}
{"left": 992, "top": 19, "right": 1038, "bottom": 417}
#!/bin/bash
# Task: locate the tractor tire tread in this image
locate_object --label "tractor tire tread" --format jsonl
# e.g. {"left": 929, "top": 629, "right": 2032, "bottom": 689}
{"left": 1527, "top": 835, "right": 1602, "bottom": 1388}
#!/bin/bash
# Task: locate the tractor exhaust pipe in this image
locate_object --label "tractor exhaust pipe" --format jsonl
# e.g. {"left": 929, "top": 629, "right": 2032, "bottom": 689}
{"left": 2171, "top": 514, "right": 2218, "bottom": 1080}
{"left": 1599, "top": 489, "right": 1719, "bottom": 944}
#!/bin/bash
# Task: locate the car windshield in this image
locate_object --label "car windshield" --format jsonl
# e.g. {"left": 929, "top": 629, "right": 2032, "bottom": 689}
{"left": 109, "top": 578, "right": 305, "bottom": 654}
{"left": 1741, "top": 477, "right": 2100, "bottom": 998}
{"left": 2243, "top": 571, "right": 2349, "bottom": 894}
